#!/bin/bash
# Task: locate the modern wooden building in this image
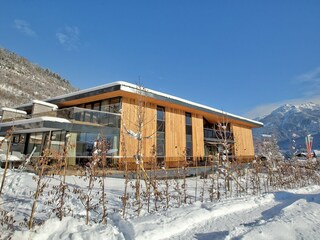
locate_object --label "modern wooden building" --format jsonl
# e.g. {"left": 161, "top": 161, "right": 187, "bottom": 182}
{"left": 0, "top": 81, "right": 263, "bottom": 168}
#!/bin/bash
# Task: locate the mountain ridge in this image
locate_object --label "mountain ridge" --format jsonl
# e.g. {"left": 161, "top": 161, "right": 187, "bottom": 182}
{"left": 0, "top": 48, "right": 77, "bottom": 108}
{"left": 253, "top": 102, "right": 320, "bottom": 152}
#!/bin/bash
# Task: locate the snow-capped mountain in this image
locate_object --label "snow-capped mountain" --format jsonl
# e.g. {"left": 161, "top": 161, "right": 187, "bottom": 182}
{"left": 253, "top": 103, "right": 320, "bottom": 151}
{"left": 0, "top": 48, "right": 77, "bottom": 108}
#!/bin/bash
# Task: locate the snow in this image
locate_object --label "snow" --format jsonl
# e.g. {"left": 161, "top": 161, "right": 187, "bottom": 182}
{"left": 0, "top": 107, "right": 27, "bottom": 115}
{"left": 0, "top": 154, "right": 22, "bottom": 162}
{"left": 120, "top": 82, "right": 263, "bottom": 127}
{"left": 16, "top": 81, "right": 263, "bottom": 127}
{"left": 0, "top": 116, "right": 71, "bottom": 127}
{"left": 32, "top": 100, "right": 58, "bottom": 109}
{"left": 13, "top": 217, "right": 123, "bottom": 240}
{"left": 1, "top": 168, "right": 320, "bottom": 240}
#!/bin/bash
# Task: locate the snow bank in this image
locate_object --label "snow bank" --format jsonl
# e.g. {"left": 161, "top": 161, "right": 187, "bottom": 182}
{"left": 0, "top": 154, "right": 22, "bottom": 162}
{"left": 12, "top": 217, "right": 124, "bottom": 240}
{"left": 120, "top": 195, "right": 275, "bottom": 240}
{"left": 1, "top": 170, "right": 320, "bottom": 240}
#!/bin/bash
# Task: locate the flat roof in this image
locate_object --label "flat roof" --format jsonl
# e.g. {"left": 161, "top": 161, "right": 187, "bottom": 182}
{"left": 15, "top": 81, "right": 263, "bottom": 127}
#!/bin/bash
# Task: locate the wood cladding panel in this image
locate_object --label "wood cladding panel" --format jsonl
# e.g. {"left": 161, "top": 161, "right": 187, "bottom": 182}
{"left": 120, "top": 97, "right": 156, "bottom": 159}
{"left": 192, "top": 114, "right": 204, "bottom": 158}
{"left": 165, "top": 107, "right": 186, "bottom": 158}
{"left": 232, "top": 124, "right": 255, "bottom": 157}
{"left": 58, "top": 89, "right": 260, "bottom": 129}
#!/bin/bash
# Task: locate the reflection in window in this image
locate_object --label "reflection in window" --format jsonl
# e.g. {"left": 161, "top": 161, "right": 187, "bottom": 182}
{"left": 101, "top": 97, "right": 122, "bottom": 113}
{"left": 156, "top": 106, "right": 165, "bottom": 165}
{"left": 186, "top": 112, "right": 193, "bottom": 157}
{"left": 27, "top": 133, "right": 43, "bottom": 156}
{"left": 11, "top": 134, "right": 26, "bottom": 154}
{"left": 76, "top": 132, "right": 119, "bottom": 157}
{"left": 50, "top": 131, "right": 66, "bottom": 154}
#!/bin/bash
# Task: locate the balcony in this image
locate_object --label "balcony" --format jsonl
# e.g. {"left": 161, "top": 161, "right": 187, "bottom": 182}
{"left": 204, "top": 128, "right": 234, "bottom": 141}
{"left": 32, "top": 107, "right": 121, "bottom": 128}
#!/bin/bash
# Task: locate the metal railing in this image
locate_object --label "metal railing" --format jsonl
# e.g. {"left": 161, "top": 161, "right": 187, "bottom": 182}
{"left": 204, "top": 128, "right": 234, "bottom": 140}
{"left": 1, "top": 107, "right": 121, "bottom": 128}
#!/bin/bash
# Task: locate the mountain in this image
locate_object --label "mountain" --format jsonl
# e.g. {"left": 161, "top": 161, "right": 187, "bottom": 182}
{"left": 253, "top": 103, "right": 320, "bottom": 152}
{"left": 0, "top": 48, "right": 77, "bottom": 108}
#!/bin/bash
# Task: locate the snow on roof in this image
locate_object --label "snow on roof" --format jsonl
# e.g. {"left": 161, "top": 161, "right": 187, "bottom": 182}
{"left": 0, "top": 116, "right": 71, "bottom": 127}
{"left": 15, "top": 81, "right": 263, "bottom": 127}
{"left": 44, "top": 81, "right": 123, "bottom": 102}
{"left": 120, "top": 82, "right": 264, "bottom": 127}
{"left": 32, "top": 100, "right": 58, "bottom": 109}
{"left": 1, "top": 107, "right": 27, "bottom": 115}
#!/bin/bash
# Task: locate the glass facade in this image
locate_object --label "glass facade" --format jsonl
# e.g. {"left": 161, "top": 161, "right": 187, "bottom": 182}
{"left": 156, "top": 106, "right": 165, "bottom": 164}
{"left": 101, "top": 97, "right": 122, "bottom": 113}
{"left": 75, "top": 132, "right": 119, "bottom": 157}
{"left": 70, "top": 107, "right": 121, "bottom": 127}
{"left": 70, "top": 97, "right": 122, "bottom": 126}
{"left": 16, "top": 97, "right": 123, "bottom": 165}
{"left": 49, "top": 130, "right": 66, "bottom": 154}
{"left": 185, "top": 112, "right": 193, "bottom": 157}
{"left": 11, "top": 134, "right": 26, "bottom": 154}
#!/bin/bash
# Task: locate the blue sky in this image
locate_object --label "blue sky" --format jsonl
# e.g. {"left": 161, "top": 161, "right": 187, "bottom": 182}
{"left": 1, "top": 1, "right": 320, "bottom": 118}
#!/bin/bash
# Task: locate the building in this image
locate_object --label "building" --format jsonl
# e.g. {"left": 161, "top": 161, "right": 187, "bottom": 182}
{"left": 0, "top": 81, "right": 263, "bottom": 169}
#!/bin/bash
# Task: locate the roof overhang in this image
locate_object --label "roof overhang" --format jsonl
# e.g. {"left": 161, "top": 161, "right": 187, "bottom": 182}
{"left": 13, "top": 81, "right": 263, "bottom": 128}
{"left": 0, "top": 117, "right": 72, "bottom": 134}
{"left": 0, "top": 117, "right": 120, "bottom": 135}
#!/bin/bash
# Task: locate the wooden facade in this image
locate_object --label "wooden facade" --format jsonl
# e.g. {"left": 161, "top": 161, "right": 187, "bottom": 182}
{"left": 165, "top": 107, "right": 186, "bottom": 167}
{"left": 120, "top": 97, "right": 156, "bottom": 159}
{"left": 192, "top": 114, "right": 205, "bottom": 159}
{"left": 232, "top": 124, "right": 255, "bottom": 161}
{"left": 2, "top": 81, "right": 262, "bottom": 169}
{"left": 118, "top": 95, "right": 257, "bottom": 167}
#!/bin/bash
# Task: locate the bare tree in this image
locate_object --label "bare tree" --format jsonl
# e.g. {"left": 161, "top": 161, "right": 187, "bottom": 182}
{"left": 29, "top": 132, "right": 52, "bottom": 229}
{"left": 120, "top": 131, "right": 129, "bottom": 218}
{"left": 52, "top": 133, "right": 72, "bottom": 221}
{"left": 121, "top": 82, "right": 158, "bottom": 215}
{"left": 94, "top": 135, "right": 110, "bottom": 224}
{"left": 0, "top": 128, "right": 14, "bottom": 196}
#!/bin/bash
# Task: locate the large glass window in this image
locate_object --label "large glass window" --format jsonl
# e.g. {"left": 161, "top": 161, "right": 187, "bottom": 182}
{"left": 26, "top": 133, "right": 43, "bottom": 156}
{"left": 11, "top": 134, "right": 26, "bottom": 155}
{"left": 75, "top": 98, "right": 122, "bottom": 123}
{"left": 76, "top": 132, "right": 119, "bottom": 157}
{"left": 101, "top": 97, "right": 122, "bottom": 113}
{"left": 50, "top": 130, "right": 66, "bottom": 155}
{"left": 186, "top": 112, "right": 193, "bottom": 157}
{"left": 156, "top": 106, "right": 165, "bottom": 161}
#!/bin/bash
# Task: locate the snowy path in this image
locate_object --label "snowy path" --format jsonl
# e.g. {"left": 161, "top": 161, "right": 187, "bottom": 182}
{"left": 171, "top": 186, "right": 320, "bottom": 240}
{"left": 1, "top": 169, "right": 320, "bottom": 240}
{"left": 121, "top": 186, "right": 320, "bottom": 240}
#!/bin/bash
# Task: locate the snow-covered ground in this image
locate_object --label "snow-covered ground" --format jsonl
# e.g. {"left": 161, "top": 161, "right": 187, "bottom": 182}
{"left": 1, "top": 168, "right": 320, "bottom": 240}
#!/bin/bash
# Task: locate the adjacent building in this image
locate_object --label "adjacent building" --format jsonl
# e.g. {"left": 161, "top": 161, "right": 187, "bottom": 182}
{"left": 0, "top": 81, "right": 263, "bottom": 169}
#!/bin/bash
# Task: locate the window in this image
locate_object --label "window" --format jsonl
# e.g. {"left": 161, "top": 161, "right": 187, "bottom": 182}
{"left": 50, "top": 131, "right": 66, "bottom": 154}
{"left": 26, "top": 132, "right": 43, "bottom": 156}
{"left": 101, "top": 97, "right": 122, "bottom": 113}
{"left": 76, "top": 132, "right": 119, "bottom": 157}
{"left": 156, "top": 106, "right": 165, "bottom": 164}
{"left": 185, "top": 112, "right": 193, "bottom": 157}
{"left": 11, "top": 134, "right": 26, "bottom": 154}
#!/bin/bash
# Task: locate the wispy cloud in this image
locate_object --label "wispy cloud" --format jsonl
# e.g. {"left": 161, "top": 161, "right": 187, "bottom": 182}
{"left": 56, "top": 26, "right": 80, "bottom": 51}
{"left": 14, "top": 19, "right": 36, "bottom": 36}
{"left": 246, "top": 66, "right": 320, "bottom": 119}
{"left": 296, "top": 66, "right": 320, "bottom": 96}
{"left": 297, "top": 66, "right": 320, "bottom": 83}
{"left": 245, "top": 97, "right": 320, "bottom": 119}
